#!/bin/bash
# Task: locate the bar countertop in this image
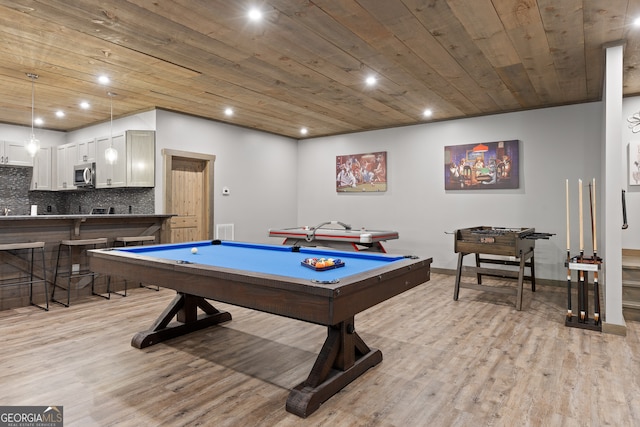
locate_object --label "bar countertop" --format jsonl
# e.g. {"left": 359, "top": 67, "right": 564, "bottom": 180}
{"left": 0, "top": 213, "right": 175, "bottom": 241}
{"left": 0, "top": 214, "right": 174, "bottom": 221}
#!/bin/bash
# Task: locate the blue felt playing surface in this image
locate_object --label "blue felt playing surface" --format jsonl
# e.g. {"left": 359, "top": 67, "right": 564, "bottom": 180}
{"left": 115, "top": 240, "right": 405, "bottom": 282}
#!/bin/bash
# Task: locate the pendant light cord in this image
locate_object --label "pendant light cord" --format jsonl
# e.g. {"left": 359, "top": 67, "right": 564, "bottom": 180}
{"left": 31, "top": 76, "right": 35, "bottom": 137}
{"left": 110, "top": 92, "right": 113, "bottom": 144}
{"left": 105, "top": 91, "right": 118, "bottom": 164}
{"left": 26, "top": 73, "right": 38, "bottom": 138}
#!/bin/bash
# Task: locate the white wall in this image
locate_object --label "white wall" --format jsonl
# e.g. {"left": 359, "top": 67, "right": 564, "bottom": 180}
{"left": 67, "top": 110, "right": 156, "bottom": 144}
{"left": 295, "top": 102, "right": 603, "bottom": 281}
{"left": 0, "top": 123, "right": 66, "bottom": 147}
{"left": 0, "top": 111, "right": 156, "bottom": 149}
{"left": 154, "top": 110, "right": 299, "bottom": 243}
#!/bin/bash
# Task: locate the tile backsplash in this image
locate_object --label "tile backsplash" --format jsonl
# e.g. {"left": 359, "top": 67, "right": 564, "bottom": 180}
{"left": 0, "top": 166, "right": 154, "bottom": 215}
{"left": 0, "top": 167, "right": 31, "bottom": 215}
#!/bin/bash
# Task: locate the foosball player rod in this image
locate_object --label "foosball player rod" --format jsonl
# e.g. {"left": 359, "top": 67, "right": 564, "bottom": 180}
{"left": 578, "top": 179, "right": 586, "bottom": 322}
{"left": 565, "top": 179, "right": 572, "bottom": 320}
{"left": 591, "top": 179, "right": 600, "bottom": 325}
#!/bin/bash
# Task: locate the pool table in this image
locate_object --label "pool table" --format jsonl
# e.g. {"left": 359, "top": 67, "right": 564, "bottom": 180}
{"left": 88, "top": 240, "right": 432, "bottom": 418}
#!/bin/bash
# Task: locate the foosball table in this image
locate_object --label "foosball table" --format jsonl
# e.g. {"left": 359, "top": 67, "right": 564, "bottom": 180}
{"left": 453, "top": 226, "right": 554, "bottom": 310}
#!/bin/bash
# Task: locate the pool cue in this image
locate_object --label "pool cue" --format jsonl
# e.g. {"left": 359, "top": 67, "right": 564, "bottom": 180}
{"left": 578, "top": 179, "right": 586, "bottom": 322}
{"left": 591, "top": 179, "right": 600, "bottom": 325}
{"left": 622, "top": 189, "right": 629, "bottom": 230}
{"left": 566, "top": 179, "right": 572, "bottom": 320}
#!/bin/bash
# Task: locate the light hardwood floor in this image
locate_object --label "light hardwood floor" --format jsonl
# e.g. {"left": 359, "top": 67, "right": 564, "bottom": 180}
{"left": 1, "top": 273, "right": 639, "bottom": 426}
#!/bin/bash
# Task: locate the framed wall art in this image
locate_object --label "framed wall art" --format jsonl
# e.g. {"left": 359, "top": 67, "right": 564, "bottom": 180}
{"left": 444, "top": 140, "right": 519, "bottom": 190}
{"left": 336, "top": 151, "right": 387, "bottom": 192}
{"left": 630, "top": 141, "right": 640, "bottom": 185}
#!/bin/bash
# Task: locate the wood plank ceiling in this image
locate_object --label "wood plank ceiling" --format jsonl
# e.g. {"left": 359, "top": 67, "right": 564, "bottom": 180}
{"left": 1, "top": 0, "right": 640, "bottom": 139}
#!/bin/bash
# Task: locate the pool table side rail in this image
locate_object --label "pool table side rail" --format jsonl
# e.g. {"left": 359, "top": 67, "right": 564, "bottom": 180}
{"left": 88, "top": 248, "right": 432, "bottom": 325}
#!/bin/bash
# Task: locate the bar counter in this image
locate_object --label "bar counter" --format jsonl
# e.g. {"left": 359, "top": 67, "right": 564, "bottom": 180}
{"left": 0, "top": 214, "right": 174, "bottom": 309}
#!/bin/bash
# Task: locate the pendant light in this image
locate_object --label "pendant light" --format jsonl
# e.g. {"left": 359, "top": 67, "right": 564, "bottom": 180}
{"left": 25, "top": 73, "right": 40, "bottom": 157}
{"left": 104, "top": 91, "right": 118, "bottom": 164}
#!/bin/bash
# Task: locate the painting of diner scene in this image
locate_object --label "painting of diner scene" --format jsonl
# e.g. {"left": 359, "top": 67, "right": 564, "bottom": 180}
{"left": 445, "top": 140, "right": 519, "bottom": 190}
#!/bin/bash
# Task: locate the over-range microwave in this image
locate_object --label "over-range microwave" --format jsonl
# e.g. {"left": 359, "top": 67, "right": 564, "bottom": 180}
{"left": 73, "top": 162, "right": 96, "bottom": 187}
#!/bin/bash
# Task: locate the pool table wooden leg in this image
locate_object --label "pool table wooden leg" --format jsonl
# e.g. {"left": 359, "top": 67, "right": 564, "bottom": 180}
{"left": 131, "top": 292, "right": 232, "bottom": 348}
{"left": 285, "top": 317, "right": 382, "bottom": 418}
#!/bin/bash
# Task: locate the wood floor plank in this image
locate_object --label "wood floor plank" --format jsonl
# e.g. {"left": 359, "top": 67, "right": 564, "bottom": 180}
{"left": 0, "top": 273, "right": 639, "bottom": 426}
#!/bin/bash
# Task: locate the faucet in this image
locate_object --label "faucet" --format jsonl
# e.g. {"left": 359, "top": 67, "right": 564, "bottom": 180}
{"left": 3, "top": 208, "right": 10, "bottom": 216}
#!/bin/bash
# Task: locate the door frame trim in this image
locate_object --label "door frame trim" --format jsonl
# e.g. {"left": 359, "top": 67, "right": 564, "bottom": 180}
{"left": 162, "top": 149, "right": 216, "bottom": 240}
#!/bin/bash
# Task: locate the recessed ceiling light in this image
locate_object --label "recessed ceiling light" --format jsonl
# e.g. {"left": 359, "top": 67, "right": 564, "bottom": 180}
{"left": 365, "top": 76, "right": 377, "bottom": 86}
{"left": 98, "top": 75, "right": 110, "bottom": 84}
{"left": 300, "top": 127, "right": 308, "bottom": 135}
{"left": 34, "top": 117, "right": 44, "bottom": 126}
{"left": 55, "top": 110, "right": 65, "bottom": 118}
{"left": 423, "top": 109, "right": 433, "bottom": 118}
{"left": 80, "top": 101, "right": 90, "bottom": 109}
{"left": 224, "top": 107, "right": 234, "bottom": 116}
{"left": 248, "top": 8, "right": 262, "bottom": 21}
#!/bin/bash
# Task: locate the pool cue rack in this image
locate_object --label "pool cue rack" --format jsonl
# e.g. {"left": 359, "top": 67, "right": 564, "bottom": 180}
{"left": 565, "top": 256, "right": 602, "bottom": 332}
{"left": 564, "top": 178, "right": 602, "bottom": 332}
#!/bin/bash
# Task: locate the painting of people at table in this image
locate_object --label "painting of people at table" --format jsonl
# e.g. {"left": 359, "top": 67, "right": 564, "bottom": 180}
{"left": 444, "top": 140, "right": 519, "bottom": 190}
{"left": 336, "top": 151, "right": 387, "bottom": 192}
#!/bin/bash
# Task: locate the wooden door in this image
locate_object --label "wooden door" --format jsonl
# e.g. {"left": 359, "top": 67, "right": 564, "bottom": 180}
{"left": 163, "top": 150, "right": 216, "bottom": 243}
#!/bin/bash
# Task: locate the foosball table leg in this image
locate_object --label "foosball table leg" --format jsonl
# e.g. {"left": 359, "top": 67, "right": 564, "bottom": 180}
{"left": 475, "top": 253, "right": 482, "bottom": 284}
{"left": 453, "top": 252, "right": 465, "bottom": 301}
{"left": 516, "top": 255, "right": 526, "bottom": 311}
{"left": 529, "top": 254, "right": 536, "bottom": 292}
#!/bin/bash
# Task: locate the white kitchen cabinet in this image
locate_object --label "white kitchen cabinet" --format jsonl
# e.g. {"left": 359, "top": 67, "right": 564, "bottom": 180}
{"left": 96, "top": 134, "right": 126, "bottom": 188}
{"left": 77, "top": 138, "right": 96, "bottom": 163}
{"left": 0, "top": 140, "right": 33, "bottom": 167}
{"left": 96, "top": 130, "right": 154, "bottom": 188}
{"left": 126, "top": 130, "right": 155, "bottom": 187}
{"left": 55, "top": 143, "right": 78, "bottom": 190}
{"left": 30, "top": 146, "right": 53, "bottom": 191}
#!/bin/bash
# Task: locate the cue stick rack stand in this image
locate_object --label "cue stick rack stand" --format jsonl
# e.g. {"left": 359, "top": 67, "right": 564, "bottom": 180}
{"left": 565, "top": 256, "right": 602, "bottom": 332}
{"left": 564, "top": 178, "right": 602, "bottom": 332}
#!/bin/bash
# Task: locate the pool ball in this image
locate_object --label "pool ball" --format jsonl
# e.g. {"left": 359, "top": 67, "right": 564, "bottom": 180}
{"left": 191, "top": 247, "right": 198, "bottom": 254}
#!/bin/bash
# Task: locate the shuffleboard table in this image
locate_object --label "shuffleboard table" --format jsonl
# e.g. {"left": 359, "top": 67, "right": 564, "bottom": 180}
{"left": 269, "top": 221, "right": 399, "bottom": 252}
{"left": 88, "top": 240, "right": 431, "bottom": 418}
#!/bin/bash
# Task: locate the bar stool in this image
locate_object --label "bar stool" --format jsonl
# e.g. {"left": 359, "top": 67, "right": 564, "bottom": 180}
{"left": 111, "top": 235, "right": 158, "bottom": 296}
{"left": 51, "top": 238, "right": 108, "bottom": 307}
{"left": 0, "top": 241, "right": 48, "bottom": 311}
